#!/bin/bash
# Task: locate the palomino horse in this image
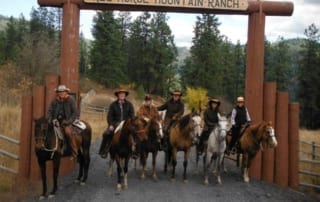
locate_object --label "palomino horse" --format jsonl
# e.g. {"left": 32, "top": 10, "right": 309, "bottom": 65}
{"left": 61, "top": 119, "right": 92, "bottom": 185}
{"left": 227, "top": 121, "right": 277, "bottom": 182}
{"left": 34, "top": 117, "right": 63, "bottom": 199}
{"left": 169, "top": 112, "right": 202, "bottom": 182}
{"left": 139, "top": 114, "right": 164, "bottom": 180}
{"left": 203, "top": 115, "right": 231, "bottom": 185}
{"left": 109, "top": 117, "right": 147, "bottom": 191}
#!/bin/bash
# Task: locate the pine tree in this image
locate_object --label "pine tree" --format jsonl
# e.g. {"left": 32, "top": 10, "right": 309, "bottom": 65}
{"left": 89, "top": 11, "right": 128, "bottom": 87}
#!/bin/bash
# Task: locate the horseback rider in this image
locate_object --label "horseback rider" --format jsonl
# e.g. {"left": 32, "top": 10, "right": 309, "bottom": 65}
{"left": 157, "top": 90, "right": 184, "bottom": 150}
{"left": 136, "top": 94, "right": 159, "bottom": 121}
{"left": 197, "top": 98, "right": 221, "bottom": 155}
{"left": 98, "top": 88, "right": 135, "bottom": 159}
{"left": 227, "top": 96, "right": 251, "bottom": 154}
{"left": 47, "top": 84, "right": 79, "bottom": 158}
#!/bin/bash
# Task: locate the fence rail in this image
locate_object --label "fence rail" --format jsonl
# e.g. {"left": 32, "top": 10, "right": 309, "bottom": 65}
{"left": 299, "top": 140, "right": 320, "bottom": 190}
{"left": 0, "top": 134, "right": 19, "bottom": 174}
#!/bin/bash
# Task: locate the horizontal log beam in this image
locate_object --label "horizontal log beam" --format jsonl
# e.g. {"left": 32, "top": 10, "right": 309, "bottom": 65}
{"left": 38, "top": 0, "right": 293, "bottom": 16}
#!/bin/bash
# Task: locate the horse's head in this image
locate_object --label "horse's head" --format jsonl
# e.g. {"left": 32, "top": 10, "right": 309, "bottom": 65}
{"left": 34, "top": 117, "right": 51, "bottom": 150}
{"left": 190, "top": 113, "right": 202, "bottom": 141}
{"left": 215, "top": 115, "right": 231, "bottom": 142}
{"left": 128, "top": 116, "right": 148, "bottom": 140}
{"left": 262, "top": 122, "right": 277, "bottom": 148}
{"left": 151, "top": 114, "right": 164, "bottom": 139}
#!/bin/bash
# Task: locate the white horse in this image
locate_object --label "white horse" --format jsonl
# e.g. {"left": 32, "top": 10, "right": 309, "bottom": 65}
{"left": 203, "top": 115, "right": 231, "bottom": 185}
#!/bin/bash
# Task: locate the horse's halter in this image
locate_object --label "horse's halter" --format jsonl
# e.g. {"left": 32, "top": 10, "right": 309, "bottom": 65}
{"left": 190, "top": 115, "right": 202, "bottom": 143}
{"left": 214, "top": 119, "right": 229, "bottom": 143}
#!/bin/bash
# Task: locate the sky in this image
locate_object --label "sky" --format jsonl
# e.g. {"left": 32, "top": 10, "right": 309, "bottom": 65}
{"left": 0, "top": 0, "right": 319, "bottom": 47}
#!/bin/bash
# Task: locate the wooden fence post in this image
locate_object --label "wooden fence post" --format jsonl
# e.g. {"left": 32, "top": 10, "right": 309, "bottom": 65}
{"left": 289, "top": 103, "right": 299, "bottom": 189}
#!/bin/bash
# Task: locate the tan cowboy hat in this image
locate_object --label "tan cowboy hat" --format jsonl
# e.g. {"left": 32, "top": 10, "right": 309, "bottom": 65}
{"left": 171, "top": 90, "right": 182, "bottom": 96}
{"left": 209, "top": 98, "right": 221, "bottom": 106}
{"left": 114, "top": 88, "right": 129, "bottom": 96}
{"left": 237, "top": 96, "right": 245, "bottom": 103}
{"left": 55, "top": 85, "right": 70, "bottom": 92}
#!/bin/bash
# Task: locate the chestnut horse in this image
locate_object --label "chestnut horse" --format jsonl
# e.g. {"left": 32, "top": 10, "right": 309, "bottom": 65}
{"left": 34, "top": 117, "right": 63, "bottom": 200}
{"left": 109, "top": 117, "right": 147, "bottom": 191}
{"left": 168, "top": 112, "right": 202, "bottom": 182}
{"left": 139, "top": 114, "right": 164, "bottom": 180}
{"left": 227, "top": 121, "right": 277, "bottom": 182}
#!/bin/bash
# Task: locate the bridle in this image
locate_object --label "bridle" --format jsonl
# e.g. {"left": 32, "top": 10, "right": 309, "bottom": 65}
{"left": 35, "top": 123, "right": 60, "bottom": 158}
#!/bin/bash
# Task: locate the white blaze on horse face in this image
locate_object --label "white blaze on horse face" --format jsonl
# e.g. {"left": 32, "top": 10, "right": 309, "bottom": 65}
{"left": 192, "top": 115, "right": 202, "bottom": 137}
{"left": 267, "top": 127, "right": 277, "bottom": 148}
{"left": 157, "top": 120, "right": 164, "bottom": 138}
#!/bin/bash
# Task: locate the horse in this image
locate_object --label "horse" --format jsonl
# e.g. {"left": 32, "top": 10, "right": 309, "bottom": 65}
{"left": 203, "top": 115, "right": 231, "bottom": 185}
{"left": 139, "top": 114, "right": 164, "bottom": 181}
{"left": 168, "top": 111, "right": 202, "bottom": 182}
{"left": 226, "top": 121, "right": 277, "bottom": 182}
{"left": 34, "top": 117, "right": 63, "bottom": 200}
{"left": 109, "top": 117, "right": 147, "bottom": 191}
{"left": 61, "top": 119, "right": 92, "bottom": 185}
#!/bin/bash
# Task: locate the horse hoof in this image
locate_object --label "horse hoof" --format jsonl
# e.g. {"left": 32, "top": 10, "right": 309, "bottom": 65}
{"left": 39, "top": 195, "right": 46, "bottom": 200}
{"left": 80, "top": 182, "right": 86, "bottom": 186}
{"left": 74, "top": 179, "right": 80, "bottom": 184}
{"left": 140, "top": 175, "right": 145, "bottom": 180}
{"left": 170, "top": 178, "right": 176, "bottom": 182}
{"left": 204, "top": 180, "right": 209, "bottom": 186}
{"left": 153, "top": 175, "right": 158, "bottom": 182}
{"left": 48, "top": 194, "right": 55, "bottom": 199}
{"left": 183, "top": 179, "right": 188, "bottom": 184}
{"left": 123, "top": 184, "right": 128, "bottom": 190}
{"left": 116, "top": 184, "right": 122, "bottom": 191}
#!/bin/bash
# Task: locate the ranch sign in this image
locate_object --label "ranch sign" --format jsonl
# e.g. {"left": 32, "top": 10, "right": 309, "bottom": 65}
{"left": 84, "top": 0, "right": 248, "bottom": 11}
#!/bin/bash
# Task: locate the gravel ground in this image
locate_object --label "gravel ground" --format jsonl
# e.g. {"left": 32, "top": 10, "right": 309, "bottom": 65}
{"left": 22, "top": 139, "right": 318, "bottom": 202}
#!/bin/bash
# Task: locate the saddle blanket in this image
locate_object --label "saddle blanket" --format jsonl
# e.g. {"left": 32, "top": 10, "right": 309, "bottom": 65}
{"left": 72, "top": 120, "right": 86, "bottom": 130}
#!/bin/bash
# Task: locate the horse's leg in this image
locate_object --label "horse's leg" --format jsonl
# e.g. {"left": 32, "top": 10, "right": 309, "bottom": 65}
{"left": 38, "top": 160, "right": 47, "bottom": 199}
{"left": 204, "top": 152, "right": 212, "bottom": 185}
{"left": 183, "top": 149, "right": 191, "bottom": 183}
{"left": 49, "top": 154, "right": 61, "bottom": 198}
{"left": 76, "top": 153, "right": 83, "bottom": 183}
{"left": 115, "top": 156, "right": 122, "bottom": 191}
{"left": 81, "top": 149, "right": 91, "bottom": 185}
{"left": 195, "top": 149, "right": 200, "bottom": 174}
{"left": 216, "top": 153, "right": 224, "bottom": 185}
{"left": 108, "top": 157, "right": 114, "bottom": 177}
{"left": 152, "top": 151, "right": 158, "bottom": 181}
{"left": 242, "top": 153, "right": 250, "bottom": 182}
{"left": 123, "top": 157, "right": 129, "bottom": 189}
{"left": 171, "top": 147, "right": 177, "bottom": 181}
{"left": 140, "top": 152, "right": 147, "bottom": 180}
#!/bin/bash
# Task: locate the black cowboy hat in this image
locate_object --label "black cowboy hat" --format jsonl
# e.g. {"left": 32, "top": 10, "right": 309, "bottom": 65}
{"left": 209, "top": 98, "right": 221, "bottom": 106}
{"left": 171, "top": 90, "right": 182, "bottom": 96}
{"left": 114, "top": 88, "right": 129, "bottom": 96}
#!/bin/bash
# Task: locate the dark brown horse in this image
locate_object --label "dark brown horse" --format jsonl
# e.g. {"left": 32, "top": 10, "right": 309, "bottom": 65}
{"left": 61, "top": 119, "right": 92, "bottom": 185}
{"left": 139, "top": 114, "right": 164, "bottom": 181}
{"left": 34, "top": 117, "right": 63, "bottom": 200}
{"left": 226, "top": 121, "right": 277, "bottom": 182}
{"left": 109, "top": 117, "right": 147, "bottom": 191}
{"left": 168, "top": 112, "right": 202, "bottom": 182}
{"left": 34, "top": 117, "right": 92, "bottom": 200}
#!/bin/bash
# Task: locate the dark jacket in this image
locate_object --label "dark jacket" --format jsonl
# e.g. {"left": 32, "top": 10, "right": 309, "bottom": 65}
{"left": 47, "top": 95, "right": 79, "bottom": 124}
{"left": 204, "top": 107, "right": 219, "bottom": 130}
{"left": 107, "top": 99, "right": 135, "bottom": 127}
{"left": 157, "top": 98, "right": 184, "bottom": 120}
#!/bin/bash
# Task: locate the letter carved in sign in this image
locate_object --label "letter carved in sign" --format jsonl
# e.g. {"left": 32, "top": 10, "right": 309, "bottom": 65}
{"left": 84, "top": 0, "right": 249, "bottom": 11}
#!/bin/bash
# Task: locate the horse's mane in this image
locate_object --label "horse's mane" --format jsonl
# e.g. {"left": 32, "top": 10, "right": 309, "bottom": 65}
{"left": 178, "top": 114, "right": 191, "bottom": 129}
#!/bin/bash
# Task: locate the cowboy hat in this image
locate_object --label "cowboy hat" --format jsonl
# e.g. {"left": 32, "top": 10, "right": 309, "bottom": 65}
{"left": 114, "top": 88, "right": 129, "bottom": 96}
{"left": 171, "top": 90, "right": 182, "bottom": 96}
{"left": 144, "top": 94, "right": 152, "bottom": 101}
{"left": 55, "top": 85, "right": 70, "bottom": 92}
{"left": 237, "top": 96, "right": 245, "bottom": 103}
{"left": 209, "top": 98, "right": 221, "bottom": 106}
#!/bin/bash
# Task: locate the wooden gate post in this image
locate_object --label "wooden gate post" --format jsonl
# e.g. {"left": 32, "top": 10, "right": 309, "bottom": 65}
{"left": 262, "top": 82, "right": 277, "bottom": 183}
{"left": 60, "top": 2, "right": 80, "bottom": 94}
{"left": 18, "top": 95, "right": 33, "bottom": 178}
{"left": 288, "top": 103, "right": 299, "bottom": 189}
{"left": 246, "top": 12, "right": 266, "bottom": 180}
{"left": 29, "top": 85, "right": 46, "bottom": 180}
{"left": 274, "top": 92, "right": 289, "bottom": 187}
